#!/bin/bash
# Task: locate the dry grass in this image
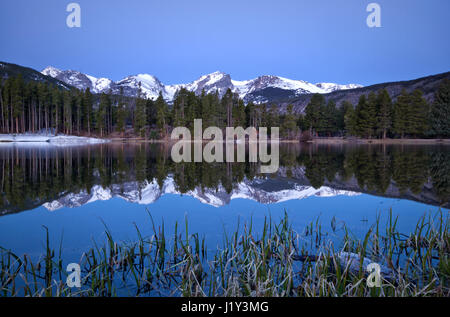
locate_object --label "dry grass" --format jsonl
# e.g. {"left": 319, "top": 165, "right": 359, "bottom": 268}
{"left": 0, "top": 210, "right": 448, "bottom": 297}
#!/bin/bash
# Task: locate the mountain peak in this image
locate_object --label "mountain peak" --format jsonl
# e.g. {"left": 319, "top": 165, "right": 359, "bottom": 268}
{"left": 42, "top": 66, "right": 62, "bottom": 77}
{"left": 197, "top": 71, "right": 229, "bottom": 82}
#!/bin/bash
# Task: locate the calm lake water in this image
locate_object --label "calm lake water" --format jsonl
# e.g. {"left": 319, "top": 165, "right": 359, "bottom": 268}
{"left": 0, "top": 142, "right": 449, "bottom": 262}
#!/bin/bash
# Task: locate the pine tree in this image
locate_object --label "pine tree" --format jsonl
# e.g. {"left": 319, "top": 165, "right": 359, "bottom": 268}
{"left": 200, "top": 90, "right": 213, "bottom": 128}
{"left": 281, "top": 104, "right": 298, "bottom": 139}
{"left": 408, "top": 89, "right": 429, "bottom": 137}
{"left": 75, "top": 91, "right": 83, "bottom": 134}
{"left": 97, "top": 93, "right": 110, "bottom": 137}
{"left": 83, "top": 88, "right": 93, "bottom": 135}
{"left": 11, "top": 75, "right": 24, "bottom": 133}
{"left": 63, "top": 90, "right": 73, "bottom": 135}
{"left": 155, "top": 92, "right": 168, "bottom": 138}
{"left": 344, "top": 102, "right": 358, "bottom": 136}
{"left": 259, "top": 104, "right": 269, "bottom": 128}
{"left": 297, "top": 114, "right": 307, "bottom": 132}
{"left": 356, "top": 93, "right": 377, "bottom": 138}
{"left": 324, "top": 100, "right": 338, "bottom": 136}
{"left": 105, "top": 90, "right": 114, "bottom": 135}
{"left": 393, "top": 90, "right": 410, "bottom": 138}
{"left": 4, "top": 78, "right": 12, "bottom": 133}
{"left": 52, "top": 87, "right": 62, "bottom": 134}
{"left": 268, "top": 104, "right": 280, "bottom": 130}
{"left": 134, "top": 83, "right": 146, "bottom": 137}
{"left": 305, "top": 94, "right": 326, "bottom": 136}
{"left": 210, "top": 91, "right": 220, "bottom": 127}
{"left": 146, "top": 98, "right": 155, "bottom": 127}
{"left": 376, "top": 89, "right": 392, "bottom": 139}
{"left": 185, "top": 90, "right": 198, "bottom": 131}
{"left": 233, "top": 98, "right": 246, "bottom": 127}
{"left": 246, "top": 102, "right": 256, "bottom": 128}
{"left": 172, "top": 88, "right": 188, "bottom": 128}
{"left": 337, "top": 101, "right": 352, "bottom": 134}
{"left": 429, "top": 79, "right": 450, "bottom": 137}
{"left": 38, "top": 81, "right": 51, "bottom": 133}
{"left": 0, "top": 75, "right": 4, "bottom": 133}
{"left": 222, "top": 89, "right": 233, "bottom": 128}
{"left": 117, "top": 88, "right": 127, "bottom": 137}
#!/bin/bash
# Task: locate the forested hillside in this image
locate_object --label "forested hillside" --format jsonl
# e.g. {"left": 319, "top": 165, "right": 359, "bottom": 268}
{"left": 0, "top": 62, "right": 72, "bottom": 89}
{"left": 280, "top": 72, "right": 450, "bottom": 113}
{"left": 299, "top": 80, "right": 450, "bottom": 139}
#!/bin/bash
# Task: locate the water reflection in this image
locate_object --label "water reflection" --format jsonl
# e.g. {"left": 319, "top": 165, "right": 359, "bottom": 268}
{"left": 0, "top": 143, "right": 449, "bottom": 216}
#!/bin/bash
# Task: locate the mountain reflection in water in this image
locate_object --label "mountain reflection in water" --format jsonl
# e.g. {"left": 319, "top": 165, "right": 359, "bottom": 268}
{"left": 0, "top": 142, "right": 449, "bottom": 216}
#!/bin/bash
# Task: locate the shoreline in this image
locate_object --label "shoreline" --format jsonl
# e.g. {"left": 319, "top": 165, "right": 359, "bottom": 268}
{"left": 108, "top": 137, "right": 450, "bottom": 145}
{"left": 308, "top": 137, "right": 450, "bottom": 145}
{"left": 1, "top": 134, "right": 449, "bottom": 145}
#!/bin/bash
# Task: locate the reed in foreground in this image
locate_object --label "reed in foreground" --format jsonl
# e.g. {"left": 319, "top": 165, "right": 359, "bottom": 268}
{"left": 0, "top": 210, "right": 449, "bottom": 297}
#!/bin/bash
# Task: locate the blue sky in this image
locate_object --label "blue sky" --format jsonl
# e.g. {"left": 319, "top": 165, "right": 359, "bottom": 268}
{"left": 0, "top": 0, "right": 449, "bottom": 85}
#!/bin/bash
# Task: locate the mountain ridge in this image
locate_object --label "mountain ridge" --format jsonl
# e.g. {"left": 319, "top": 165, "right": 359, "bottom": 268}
{"left": 42, "top": 177, "right": 360, "bottom": 211}
{"left": 41, "top": 66, "right": 363, "bottom": 103}
{"left": 0, "top": 62, "right": 73, "bottom": 89}
{"left": 2, "top": 61, "right": 448, "bottom": 113}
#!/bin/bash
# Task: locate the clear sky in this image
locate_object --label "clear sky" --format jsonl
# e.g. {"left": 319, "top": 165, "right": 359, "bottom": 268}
{"left": 0, "top": 0, "right": 449, "bottom": 86}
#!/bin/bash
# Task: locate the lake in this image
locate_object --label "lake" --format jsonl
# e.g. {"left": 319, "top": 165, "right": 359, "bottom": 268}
{"left": 0, "top": 142, "right": 448, "bottom": 265}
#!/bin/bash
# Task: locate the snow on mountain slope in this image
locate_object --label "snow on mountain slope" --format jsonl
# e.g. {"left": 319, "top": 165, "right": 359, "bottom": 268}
{"left": 116, "top": 74, "right": 169, "bottom": 100}
{"left": 232, "top": 75, "right": 326, "bottom": 99}
{"left": 41, "top": 66, "right": 62, "bottom": 78}
{"left": 175, "top": 71, "right": 234, "bottom": 96}
{"left": 42, "top": 66, "right": 111, "bottom": 93}
{"left": 42, "top": 177, "right": 360, "bottom": 211}
{"left": 41, "top": 67, "right": 363, "bottom": 103}
{"left": 87, "top": 75, "right": 114, "bottom": 93}
{"left": 315, "top": 83, "right": 363, "bottom": 93}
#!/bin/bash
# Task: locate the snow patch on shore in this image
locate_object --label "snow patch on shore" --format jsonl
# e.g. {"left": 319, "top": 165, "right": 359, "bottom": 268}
{"left": 0, "top": 134, "right": 109, "bottom": 145}
{"left": 49, "top": 135, "right": 109, "bottom": 145}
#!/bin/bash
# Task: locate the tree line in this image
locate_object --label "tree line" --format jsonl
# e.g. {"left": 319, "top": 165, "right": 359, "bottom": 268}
{"left": 0, "top": 75, "right": 298, "bottom": 139}
{"left": 1, "top": 74, "right": 448, "bottom": 139}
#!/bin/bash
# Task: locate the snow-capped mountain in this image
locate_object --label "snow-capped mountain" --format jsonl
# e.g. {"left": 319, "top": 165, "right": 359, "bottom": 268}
{"left": 41, "top": 66, "right": 62, "bottom": 78}
{"left": 41, "top": 66, "right": 363, "bottom": 103}
{"left": 42, "top": 177, "right": 359, "bottom": 211}
{"left": 116, "top": 74, "right": 170, "bottom": 100}
{"left": 42, "top": 66, "right": 117, "bottom": 96}
{"left": 173, "top": 71, "right": 234, "bottom": 97}
{"left": 234, "top": 75, "right": 324, "bottom": 97}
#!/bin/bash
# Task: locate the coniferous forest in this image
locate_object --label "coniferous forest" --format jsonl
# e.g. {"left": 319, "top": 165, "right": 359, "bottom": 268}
{"left": 0, "top": 74, "right": 449, "bottom": 139}
{"left": 301, "top": 80, "right": 450, "bottom": 139}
